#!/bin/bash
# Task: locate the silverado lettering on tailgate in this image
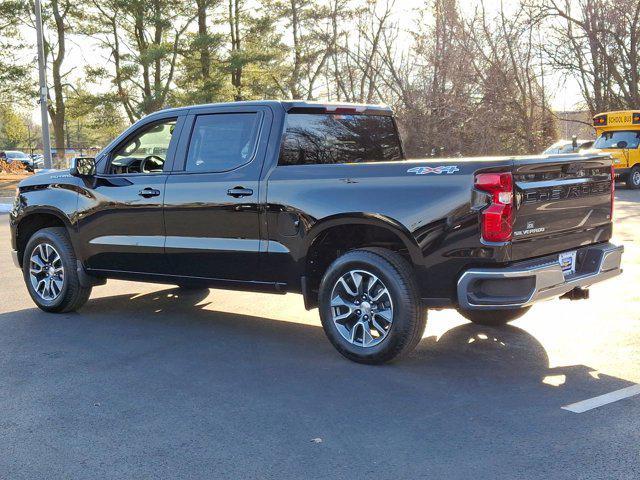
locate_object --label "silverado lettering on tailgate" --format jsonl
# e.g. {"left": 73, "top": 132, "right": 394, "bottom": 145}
{"left": 521, "top": 180, "right": 611, "bottom": 204}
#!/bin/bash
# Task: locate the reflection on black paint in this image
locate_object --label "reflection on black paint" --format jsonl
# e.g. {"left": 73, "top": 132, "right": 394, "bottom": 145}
{"left": 279, "top": 114, "right": 403, "bottom": 165}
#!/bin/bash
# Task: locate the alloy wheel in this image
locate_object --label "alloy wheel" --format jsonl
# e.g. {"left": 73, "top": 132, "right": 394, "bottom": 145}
{"left": 29, "top": 243, "right": 65, "bottom": 301}
{"left": 330, "top": 269, "right": 394, "bottom": 347}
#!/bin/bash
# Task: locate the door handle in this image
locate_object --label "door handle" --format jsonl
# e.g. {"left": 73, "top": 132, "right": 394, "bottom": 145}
{"left": 227, "top": 186, "right": 254, "bottom": 198}
{"left": 138, "top": 187, "right": 161, "bottom": 198}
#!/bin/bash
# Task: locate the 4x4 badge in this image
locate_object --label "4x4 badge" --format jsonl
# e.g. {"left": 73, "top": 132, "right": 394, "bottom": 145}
{"left": 407, "top": 166, "right": 459, "bottom": 175}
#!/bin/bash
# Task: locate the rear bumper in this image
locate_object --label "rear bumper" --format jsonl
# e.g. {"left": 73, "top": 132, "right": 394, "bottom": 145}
{"left": 457, "top": 242, "right": 623, "bottom": 310}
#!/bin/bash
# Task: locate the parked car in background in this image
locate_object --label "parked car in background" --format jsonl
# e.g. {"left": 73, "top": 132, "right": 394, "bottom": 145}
{"left": 1, "top": 150, "right": 40, "bottom": 172}
{"left": 543, "top": 138, "right": 594, "bottom": 155}
{"left": 51, "top": 148, "right": 77, "bottom": 160}
{"left": 29, "top": 154, "right": 45, "bottom": 170}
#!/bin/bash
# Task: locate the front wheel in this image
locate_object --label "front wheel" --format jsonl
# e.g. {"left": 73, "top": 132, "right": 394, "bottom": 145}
{"left": 457, "top": 306, "right": 531, "bottom": 327}
{"left": 627, "top": 165, "right": 640, "bottom": 189}
{"left": 22, "top": 227, "right": 92, "bottom": 313}
{"left": 318, "top": 248, "right": 427, "bottom": 364}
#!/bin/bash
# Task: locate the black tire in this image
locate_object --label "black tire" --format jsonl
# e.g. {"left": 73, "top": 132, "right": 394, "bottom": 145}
{"left": 457, "top": 306, "right": 531, "bottom": 327}
{"left": 318, "top": 247, "right": 427, "bottom": 364}
{"left": 22, "top": 227, "right": 92, "bottom": 313}
{"left": 627, "top": 165, "right": 640, "bottom": 189}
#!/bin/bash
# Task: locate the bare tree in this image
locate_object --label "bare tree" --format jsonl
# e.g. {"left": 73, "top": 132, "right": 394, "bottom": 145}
{"left": 532, "top": 0, "right": 640, "bottom": 113}
{"left": 374, "top": 0, "right": 481, "bottom": 156}
{"left": 327, "top": 0, "right": 395, "bottom": 103}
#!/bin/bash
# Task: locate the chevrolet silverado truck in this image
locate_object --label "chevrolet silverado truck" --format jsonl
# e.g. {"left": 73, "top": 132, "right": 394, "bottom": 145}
{"left": 9, "top": 101, "right": 623, "bottom": 364}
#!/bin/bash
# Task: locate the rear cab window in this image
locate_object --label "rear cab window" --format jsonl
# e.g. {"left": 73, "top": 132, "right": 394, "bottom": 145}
{"left": 279, "top": 113, "right": 403, "bottom": 166}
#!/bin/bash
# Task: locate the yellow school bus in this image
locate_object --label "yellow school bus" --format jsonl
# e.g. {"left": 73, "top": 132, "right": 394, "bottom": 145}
{"left": 592, "top": 110, "right": 640, "bottom": 188}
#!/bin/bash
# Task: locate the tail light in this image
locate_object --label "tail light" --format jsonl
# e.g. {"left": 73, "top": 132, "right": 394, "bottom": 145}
{"left": 610, "top": 164, "right": 615, "bottom": 220}
{"left": 475, "top": 172, "right": 514, "bottom": 242}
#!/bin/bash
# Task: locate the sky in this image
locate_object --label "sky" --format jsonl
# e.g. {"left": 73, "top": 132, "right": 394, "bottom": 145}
{"left": 20, "top": 0, "right": 584, "bottom": 124}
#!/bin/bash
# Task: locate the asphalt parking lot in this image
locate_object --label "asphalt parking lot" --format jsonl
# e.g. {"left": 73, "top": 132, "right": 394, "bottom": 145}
{"left": 1, "top": 190, "right": 639, "bottom": 480}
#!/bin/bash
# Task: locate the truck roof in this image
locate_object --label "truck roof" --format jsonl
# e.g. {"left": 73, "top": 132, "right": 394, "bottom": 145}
{"left": 146, "top": 100, "right": 393, "bottom": 118}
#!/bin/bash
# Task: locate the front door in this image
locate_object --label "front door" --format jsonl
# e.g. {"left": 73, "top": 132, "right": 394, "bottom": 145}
{"left": 77, "top": 115, "right": 183, "bottom": 274}
{"left": 163, "top": 106, "right": 272, "bottom": 282}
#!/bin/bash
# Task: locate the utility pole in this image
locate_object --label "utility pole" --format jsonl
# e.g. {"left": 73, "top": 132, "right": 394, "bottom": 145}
{"left": 35, "top": 0, "right": 52, "bottom": 169}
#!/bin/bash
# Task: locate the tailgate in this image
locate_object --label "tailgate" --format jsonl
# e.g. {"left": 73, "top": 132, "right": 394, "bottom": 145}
{"left": 510, "top": 154, "right": 613, "bottom": 259}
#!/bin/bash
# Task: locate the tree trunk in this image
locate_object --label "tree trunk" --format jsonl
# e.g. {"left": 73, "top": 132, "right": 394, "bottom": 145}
{"left": 49, "top": 0, "right": 67, "bottom": 168}
{"left": 229, "top": 0, "right": 243, "bottom": 100}
{"left": 197, "top": 0, "right": 212, "bottom": 101}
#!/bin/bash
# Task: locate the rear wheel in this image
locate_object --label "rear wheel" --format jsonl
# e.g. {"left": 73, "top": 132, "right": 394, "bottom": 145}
{"left": 318, "top": 248, "right": 427, "bottom": 364}
{"left": 627, "top": 165, "right": 640, "bottom": 189}
{"left": 22, "top": 227, "right": 92, "bottom": 313}
{"left": 457, "top": 306, "right": 531, "bottom": 327}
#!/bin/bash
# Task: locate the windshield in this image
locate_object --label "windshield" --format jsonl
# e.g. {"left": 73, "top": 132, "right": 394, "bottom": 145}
{"left": 6, "top": 151, "right": 29, "bottom": 159}
{"left": 543, "top": 142, "right": 574, "bottom": 154}
{"left": 593, "top": 130, "right": 640, "bottom": 149}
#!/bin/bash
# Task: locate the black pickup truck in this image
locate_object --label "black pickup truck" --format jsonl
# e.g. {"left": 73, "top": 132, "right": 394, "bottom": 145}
{"left": 9, "top": 101, "right": 623, "bottom": 363}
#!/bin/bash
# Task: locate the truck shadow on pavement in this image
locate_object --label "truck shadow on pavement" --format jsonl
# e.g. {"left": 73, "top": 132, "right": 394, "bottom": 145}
{"left": 2, "top": 286, "right": 638, "bottom": 478}
{"left": 61, "top": 286, "right": 635, "bottom": 409}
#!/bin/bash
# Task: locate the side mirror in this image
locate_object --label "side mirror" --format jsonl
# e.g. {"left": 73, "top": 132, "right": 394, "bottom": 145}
{"left": 70, "top": 156, "right": 96, "bottom": 177}
{"left": 616, "top": 140, "right": 628, "bottom": 149}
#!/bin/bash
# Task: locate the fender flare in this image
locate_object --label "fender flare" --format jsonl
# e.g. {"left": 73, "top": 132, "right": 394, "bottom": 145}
{"left": 14, "top": 207, "right": 75, "bottom": 259}
{"left": 303, "top": 212, "right": 422, "bottom": 266}
{"left": 16, "top": 205, "right": 74, "bottom": 231}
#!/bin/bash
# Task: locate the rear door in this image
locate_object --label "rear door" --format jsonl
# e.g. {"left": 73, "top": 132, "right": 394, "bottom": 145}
{"left": 163, "top": 105, "right": 273, "bottom": 282}
{"left": 511, "top": 155, "right": 613, "bottom": 260}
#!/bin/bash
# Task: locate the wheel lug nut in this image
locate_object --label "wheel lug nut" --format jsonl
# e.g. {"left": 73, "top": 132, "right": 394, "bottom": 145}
{"left": 356, "top": 310, "right": 361, "bottom": 315}
{"left": 364, "top": 315, "right": 369, "bottom": 320}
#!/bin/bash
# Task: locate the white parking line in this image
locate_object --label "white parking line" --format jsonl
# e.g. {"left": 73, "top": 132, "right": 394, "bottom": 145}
{"left": 562, "top": 384, "right": 640, "bottom": 413}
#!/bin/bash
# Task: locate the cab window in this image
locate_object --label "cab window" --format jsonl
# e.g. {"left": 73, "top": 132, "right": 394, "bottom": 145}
{"left": 185, "top": 113, "right": 261, "bottom": 172}
{"left": 279, "top": 113, "right": 403, "bottom": 165}
{"left": 593, "top": 130, "right": 640, "bottom": 149}
{"left": 109, "top": 119, "right": 176, "bottom": 174}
